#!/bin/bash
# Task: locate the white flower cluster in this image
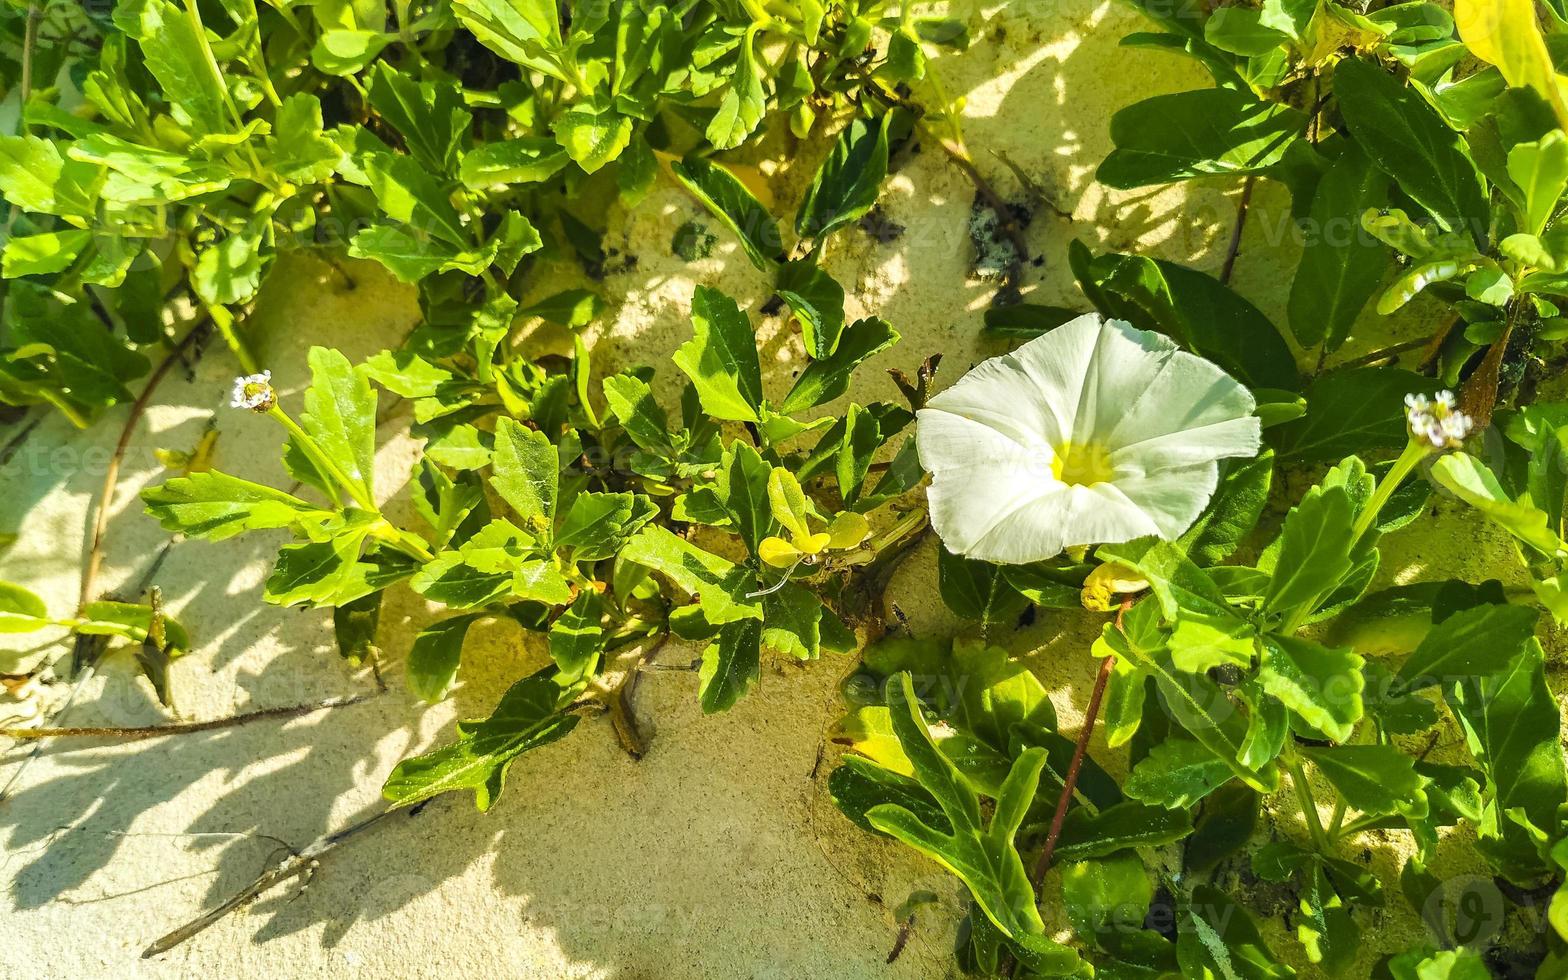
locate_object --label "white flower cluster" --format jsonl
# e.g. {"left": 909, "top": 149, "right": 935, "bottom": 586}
{"left": 230, "top": 371, "right": 275, "bottom": 413}
{"left": 1404, "top": 391, "right": 1472, "bottom": 450}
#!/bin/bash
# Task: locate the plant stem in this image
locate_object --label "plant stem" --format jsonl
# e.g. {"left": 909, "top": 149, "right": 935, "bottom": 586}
{"left": 18, "top": 2, "right": 40, "bottom": 127}
{"left": 1219, "top": 177, "right": 1255, "bottom": 286}
{"left": 1327, "top": 796, "right": 1347, "bottom": 840}
{"left": 207, "top": 303, "right": 260, "bottom": 375}
{"left": 80, "top": 322, "right": 211, "bottom": 612}
{"left": 1284, "top": 751, "right": 1330, "bottom": 850}
{"left": 1031, "top": 597, "right": 1131, "bottom": 891}
{"left": 267, "top": 406, "right": 377, "bottom": 512}
{"left": 1350, "top": 438, "right": 1428, "bottom": 542}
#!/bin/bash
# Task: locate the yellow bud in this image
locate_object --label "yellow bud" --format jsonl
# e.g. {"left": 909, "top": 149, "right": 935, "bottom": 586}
{"left": 825, "top": 512, "right": 871, "bottom": 550}
{"left": 759, "top": 536, "right": 802, "bottom": 568}
{"left": 800, "top": 531, "right": 832, "bottom": 555}
{"left": 1080, "top": 562, "right": 1149, "bottom": 612}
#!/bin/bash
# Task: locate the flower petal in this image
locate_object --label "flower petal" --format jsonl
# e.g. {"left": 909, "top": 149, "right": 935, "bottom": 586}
{"left": 958, "top": 482, "right": 1166, "bottom": 563}
{"left": 915, "top": 405, "right": 1052, "bottom": 476}
{"left": 1106, "top": 341, "right": 1261, "bottom": 467}
{"left": 1055, "top": 318, "right": 1180, "bottom": 446}
{"left": 1103, "top": 462, "right": 1222, "bottom": 539}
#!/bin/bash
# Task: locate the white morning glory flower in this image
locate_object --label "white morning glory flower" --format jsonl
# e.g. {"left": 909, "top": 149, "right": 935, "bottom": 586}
{"left": 1404, "top": 390, "right": 1472, "bottom": 450}
{"left": 916, "top": 314, "right": 1262, "bottom": 564}
{"left": 230, "top": 370, "right": 275, "bottom": 413}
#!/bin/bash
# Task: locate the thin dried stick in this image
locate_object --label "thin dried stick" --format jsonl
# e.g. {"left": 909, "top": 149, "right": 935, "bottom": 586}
{"left": 1, "top": 694, "right": 372, "bottom": 742}
{"left": 80, "top": 321, "right": 210, "bottom": 611}
{"left": 141, "top": 801, "right": 433, "bottom": 958}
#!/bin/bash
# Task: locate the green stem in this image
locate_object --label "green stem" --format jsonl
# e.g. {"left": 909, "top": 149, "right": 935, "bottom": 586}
{"left": 207, "top": 304, "right": 260, "bottom": 375}
{"left": 268, "top": 405, "right": 377, "bottom": 513}
{"left": 1327, "top": 797, "right": 1347, "bottom": 840}
{"left": 1351, "top": 437, "right": 1430, "bottom": 542}
{"left": 1284, "top": 750, "right": 1331, "bottom": 851}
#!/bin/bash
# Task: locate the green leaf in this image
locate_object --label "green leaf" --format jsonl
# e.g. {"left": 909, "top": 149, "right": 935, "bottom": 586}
{"left": 302, "top": 347, "right": 377, "bottom": 504}
{"left": 265, "top": 537, "right": 379, "bottom": 607}
{"left": 670, "top": 157, "right": 782, "bottom": 270}
{"left": 673, "top": 286, "right": 763, "bottom": 422}
{"left": 602, "top": 374, "right": 670, "bottom": 451}
{"left": 797, "top": 115, "right": 892, "bottom": 240}
{"left": 1257, "top": 634, "right": 1365, "bottom": 741}
{"left": 938, "top": 547, "right": 1030, "bottom": 624}
{"left": 348, "top": 223, "right": 463, "bottom": 283}
{"left": 1053, "top": 800, "right": 1194, "bottom": 862}
{"left": 715, "top": 443, "right": 773, "bottom": 554}
{"left": 367, "top": 64, "right": 469, "bottom": 174}
{"left": 1431, "top": 453, "right": 1565, "bottom": 555}
{"left": 981, "top": 304, "right": 1084, "bottom": 341}
{"left": 1334, "top": 57, "right": 1489, "bottom": 242}
{"left": 364, "top": 153, "right": 468, "bottom": 246}
{"left": 409, "top": 552, "right": 511, "bottom": 608}
{"left": 270, "top": 93, "right": 342, "bottom": 184}
{"left": 779, "top": 317, "right": 899, "bottom": 415}
{"left": 450, "top": 0, "right": 566, "bottom": 77}
{"left": 333, "top": 591, "right": 383, "bottom": 666}
{"left": 549, "top": 590, "right": 604, "bottom": 688}
{"left": 776, "top": 259, "right": 847, "bottom": 359}
{"left": 1288, "top": 144, "right": 1393, "bottom": 350}
{"left": 1397, "top": 601, "right": 1539, "bottom": 690}
{"left": 1097, "top": 88, "right": 1304, "bottom": 188}
{"left": 829, "top": 755, "right": 949, "bottom": 835}
{"left": 1076, "top": 247, "right": 1299, "bottom": 390}
{"left": 0, "top": 581, "right": 50, "bottom": 633}
{"left": 1508, "top": 131, "right": 1568, "bottom": 236}
{"left": 491, "top": 418, "right": 558, "bottom": 531}
{"left": 192, "top": 222, "right": 266, "bottom": 306}
{"left": 407, "top": 614, "right": 484, "bottom": 702}
{"left": 142, "top": 471, "right": 324, "bottom": 540}
{"left": 1447, "top": 638, "right": 1568, "bottom": 881}
{"left": 1180, "top": 451, "right": 1275, "bottom": 565}
{"left": 1168, "top": 610, "right": 1256, "bottom": 673}
{"left": 1301, "top": 744, "right": 1429, "bottom": 817}
{"left": 1097, "top": 603, "right": 1279, "bottom": 793}
{"left": 519, "top": 289, "right": 604, "bottom": 328}
{"left": 1261, "top": 485, "right": 1356, "bottom": 621}
{"left": 127, "top": 0, "right": 232, "bottom": 135}
{"left": 1177, "top": 885, "right": 1294, "bottom": 979}
{"left": 706, "top": 33, "right": 765, "bottom": 149}
{"left": 0, "top": 136, "right": 78, "bottom": 215}
{"left": 2, "top": 229, "right": 93, "bottom": 278}
{"left": 554, "top": 104, "right": 633, "bottom": 174}
{"left": 1274, "top": 368, "right": 1440, "bottom": 462}
{"left": 619, "top": 526, "right": 761, "bottom": 626}
{"left": 698, "top": 617, "right": 762, "bottom": 713}
{"left": 459, "top": 137, "right": 570, "bottom": 189}
{"left": 383, "top": 672, "right": 579, "bottom": 811}
{"left": 1124, "top": 738, "right": 1235, "bottom": 808}
{"left": 555, "top": 492, "right": 652, "bottom": 561}
{"left": 1204, "top": 6, "right": 1291, "bottom": 54}
{"left": 1185, "top": 783, "right": 1261, "bottom": 873}
{"left": 867, "top": 674, "right": 1075, "bottom": 968}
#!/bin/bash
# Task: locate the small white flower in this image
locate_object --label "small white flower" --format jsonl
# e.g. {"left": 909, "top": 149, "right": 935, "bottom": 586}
{"left": 1404, "top": 391, "right": 1472, "bottom": 450}
{"left": 230, "top": 370, "right": 275, "bottom": 413}
{"left": 916, "top": 314, "right": 1262, "bottom": 564}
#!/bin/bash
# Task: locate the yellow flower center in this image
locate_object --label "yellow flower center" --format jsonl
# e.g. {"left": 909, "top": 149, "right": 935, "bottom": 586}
{"left": 1051, "top": 441, "right": 1115, "bottom": 487}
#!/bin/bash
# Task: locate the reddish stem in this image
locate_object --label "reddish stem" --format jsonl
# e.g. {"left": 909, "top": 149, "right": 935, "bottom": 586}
{"left": 1031, "top": 598, "right": 1132, "bottom": 889}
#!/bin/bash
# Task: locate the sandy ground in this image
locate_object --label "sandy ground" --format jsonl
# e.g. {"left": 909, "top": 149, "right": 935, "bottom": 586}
{"left": 0, "top": 1, "right": 1554, "bottom": 977}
